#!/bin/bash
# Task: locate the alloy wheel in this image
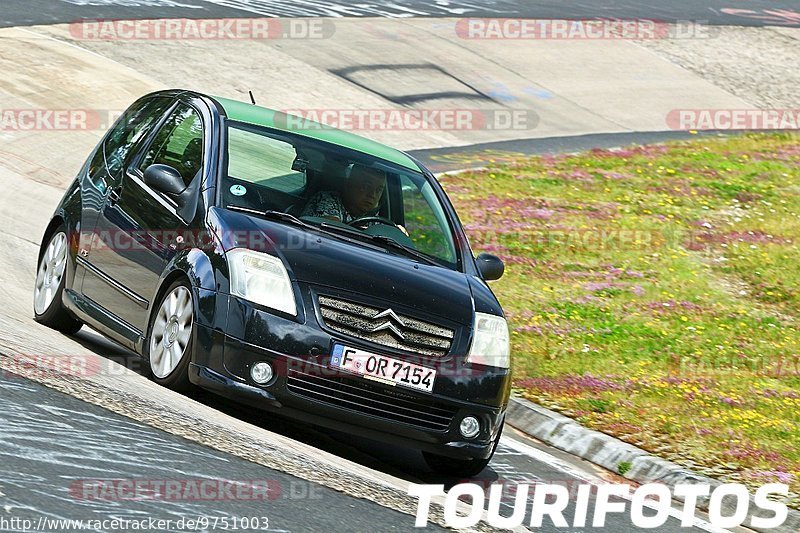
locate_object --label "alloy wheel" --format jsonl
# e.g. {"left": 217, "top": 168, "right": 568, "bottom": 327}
{"left": 149, "top": 286, "right": 193, "bottom": 378}
{"left": 34, "top": 232, "right": 68, "bottom": 315}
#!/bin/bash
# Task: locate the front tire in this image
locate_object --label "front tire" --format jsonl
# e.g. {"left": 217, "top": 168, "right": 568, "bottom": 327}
{"left": 423, "top": 421, "right": 504, "bottom": 478}
{"left": 33, "top": 227, "right": 82, "bottom": 334}
{"left": 146, "top": 280, "right": 194, "bottom": 392}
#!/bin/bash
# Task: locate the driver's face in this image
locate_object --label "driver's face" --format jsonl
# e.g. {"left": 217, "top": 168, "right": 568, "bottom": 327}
{"left": 343, "top": 168, "right": 386, "bottom": 217}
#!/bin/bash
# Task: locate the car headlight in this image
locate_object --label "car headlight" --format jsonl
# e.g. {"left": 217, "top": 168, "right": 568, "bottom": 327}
{"left": 466, "top": 312, "right": 510, "bottom": 368}
{"left": 227, "top": 248, "right": 297, "bottom": 316}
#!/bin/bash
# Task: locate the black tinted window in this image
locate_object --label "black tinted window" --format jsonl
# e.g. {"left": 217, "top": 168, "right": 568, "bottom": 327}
{"left": 104, "top": 97, "right": 170, "bottom": 177}
{"left": 140, "top": 103, "right": 203, "bottom": 186}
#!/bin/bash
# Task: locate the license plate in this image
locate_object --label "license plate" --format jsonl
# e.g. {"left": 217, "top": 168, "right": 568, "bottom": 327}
{"left": 330, "top": 344, "right": 436, "bottom": 393}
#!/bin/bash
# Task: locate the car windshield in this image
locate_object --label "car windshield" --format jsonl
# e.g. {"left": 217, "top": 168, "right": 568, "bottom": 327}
{"left": 220, "top": 121, "right": 459, "bottom": 268}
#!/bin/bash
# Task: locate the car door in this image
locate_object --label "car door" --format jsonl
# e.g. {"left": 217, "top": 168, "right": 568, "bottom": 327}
{"left": 80, "top": 101, "right": 205, "bottom": 339}
{"left": 76, "top": 97, "right": 173, "bottom": 295}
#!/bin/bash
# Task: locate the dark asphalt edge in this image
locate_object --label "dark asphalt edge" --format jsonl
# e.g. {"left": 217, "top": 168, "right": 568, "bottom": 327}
{"left": 408, "top": 130, "right": 763, "bottom": 173}
{"left": 2, "top": 3, "right": 798, "bottom": 29}
{"left": 0, "top": 354, "right": 490, "bottom": 532}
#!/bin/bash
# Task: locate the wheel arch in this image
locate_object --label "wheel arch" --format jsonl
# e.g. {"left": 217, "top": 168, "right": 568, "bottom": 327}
{"left": 152, "top": 269, "right": 193, "bottom": 312}
{"left": 38, "top": 216, "right": 66, "bottom": 264}
{"left": 149, "top": 247, "right": 220, "bottom": 332}
{"left": 39, "top": 176, "right": 82, "bottom": 269}
{"left": 38, "top": 211, "right": 83, "bottom": 294}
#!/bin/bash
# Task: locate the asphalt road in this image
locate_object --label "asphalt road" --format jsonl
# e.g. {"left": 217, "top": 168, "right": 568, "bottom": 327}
{"left": 408, "top": 130, "right": 724, "bottom": 173}
{"left": 0, "top": 0, "right": 798, "bottom": 27}
{"left": 0, "top": 329, "right": 722, "bottom": 533}
{"left": 0, "top": 373, "right": 432, "bottom": 533}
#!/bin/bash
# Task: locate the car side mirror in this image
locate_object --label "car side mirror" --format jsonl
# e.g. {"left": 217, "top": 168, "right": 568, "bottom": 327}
{"left": 144, "top": 164, "right": 186, "bottom": 197}
{"left": 476, "top": 252, "right": 504, "bottom": 281}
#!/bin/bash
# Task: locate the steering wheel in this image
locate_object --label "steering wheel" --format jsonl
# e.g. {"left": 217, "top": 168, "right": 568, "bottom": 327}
{"left": 348, "top": 216, "right": 399, "bottom": 229}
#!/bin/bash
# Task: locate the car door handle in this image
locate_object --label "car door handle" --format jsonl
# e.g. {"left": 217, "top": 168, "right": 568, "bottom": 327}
{"left": 107, "top": 187, "right": 122, "bottom": 205}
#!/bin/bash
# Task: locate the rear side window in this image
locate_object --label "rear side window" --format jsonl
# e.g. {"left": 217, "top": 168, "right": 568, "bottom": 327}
{"left": 104, "top": 97, "right": 171, "bottom": 178}
{"left": 140, "top": 103, "right": 204, "bottom": 186}
{"left": 227, "top": 127, "right": 306, "bottom": 193}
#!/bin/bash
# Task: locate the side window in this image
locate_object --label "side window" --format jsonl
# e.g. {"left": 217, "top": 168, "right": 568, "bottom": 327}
{"left": 140, "top": 103, "right": 204, "bottom": 187}
{"left": 104, "top": 97, "right": 171, "bottom": 178}
{"left": 399, "top": 175, "right": 456, "bottom": 263}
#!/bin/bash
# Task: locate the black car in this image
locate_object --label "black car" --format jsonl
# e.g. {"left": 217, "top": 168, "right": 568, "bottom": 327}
{"left": 34, "top": 90, "right": 511, "bottom": 476}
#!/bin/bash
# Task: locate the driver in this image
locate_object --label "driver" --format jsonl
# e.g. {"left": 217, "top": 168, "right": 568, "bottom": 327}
{"left": 301, "top": 164, "right": 386, "bottom": 223}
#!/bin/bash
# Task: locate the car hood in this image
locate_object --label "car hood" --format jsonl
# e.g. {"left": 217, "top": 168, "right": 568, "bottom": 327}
{"left": 211, "top": 208, "right": 475, "bottom": 325}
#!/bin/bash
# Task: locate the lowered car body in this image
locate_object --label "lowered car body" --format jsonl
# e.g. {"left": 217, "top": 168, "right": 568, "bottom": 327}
{"left": 34, "top": 89, "right": 511, "bottom": 477}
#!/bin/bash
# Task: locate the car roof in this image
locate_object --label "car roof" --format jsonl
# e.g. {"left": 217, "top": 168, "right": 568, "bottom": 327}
{"left": 210, "top": 95, "right": 419, "bottom": 171}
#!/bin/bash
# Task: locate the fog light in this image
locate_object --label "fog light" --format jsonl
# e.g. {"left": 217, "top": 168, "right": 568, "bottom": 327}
{"left": 251, "top": 362, "right": 273, "bottom": 384}
{"left": 459, "top": 416, "right": 480, "bottom": 439}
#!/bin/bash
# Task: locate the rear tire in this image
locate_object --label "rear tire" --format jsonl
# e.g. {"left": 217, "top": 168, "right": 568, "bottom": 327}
{"left": 33, "top": 227, "right": 82, "bottom": 334}
{"left": 145, "top": 280, "right": 194, "bottom": 392}
{"left": 423, "top": 421, "right": 504, "bottom": 478}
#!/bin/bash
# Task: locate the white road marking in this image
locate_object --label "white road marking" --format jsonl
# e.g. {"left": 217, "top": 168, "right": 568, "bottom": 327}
{"left": 57, "top": 0, "right": 203, "bottom": 8}
{"left": 499, "top": 435, "right": 732, "bottom": 533}
{"left": 198, "top": 0, "right": 510, "bottom": 18}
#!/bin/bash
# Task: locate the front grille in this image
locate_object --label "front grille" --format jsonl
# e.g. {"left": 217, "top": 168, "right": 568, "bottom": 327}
{"left": 286, "top": 367, "right": 456, "bottom": 431}
{"left": 317, "top": 295, "right": 454, "bottom": 357}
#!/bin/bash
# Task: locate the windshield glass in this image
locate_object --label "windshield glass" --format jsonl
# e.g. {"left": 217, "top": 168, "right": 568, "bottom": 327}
{"left": 221, "top": 121, "right": 459, "bottom": 268}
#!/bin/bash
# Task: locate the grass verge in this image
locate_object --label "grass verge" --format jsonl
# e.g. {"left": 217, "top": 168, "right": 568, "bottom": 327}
{"left": 440, "top": 132, "right": 800, "bottom": 508}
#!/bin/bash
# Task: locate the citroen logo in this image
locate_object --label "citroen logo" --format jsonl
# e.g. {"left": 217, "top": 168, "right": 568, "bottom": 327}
{"left": 367, "top": 308, "right": 406, "bottom": 340}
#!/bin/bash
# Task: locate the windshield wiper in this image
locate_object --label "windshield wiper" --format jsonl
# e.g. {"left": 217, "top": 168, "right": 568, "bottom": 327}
{"left": 227, "top": 206, "right": 439, "bottom": 264}
{"left": 227, "top": 206, "right": 315, "bottom": 229}
{"left": 319, "top": 222, "right": 438, "bottom": 266}
{"left": 227, "top": 206, "right": 389, "bottom": 252}
{"left": 371, "top": 235, "right": 440, "bottom": 266}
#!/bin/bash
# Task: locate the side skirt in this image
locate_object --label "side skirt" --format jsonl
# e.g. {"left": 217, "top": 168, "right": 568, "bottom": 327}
{"left": 62, "top": 288, "right": 145, "bottom": 353}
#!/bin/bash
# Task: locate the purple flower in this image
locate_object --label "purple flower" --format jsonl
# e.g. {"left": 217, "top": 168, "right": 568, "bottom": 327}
{"left": 751, "top": 471, "right": 795, "bottom": 484}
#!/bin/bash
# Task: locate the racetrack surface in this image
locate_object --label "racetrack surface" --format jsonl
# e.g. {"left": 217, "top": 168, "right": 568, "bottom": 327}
{"left": 0, "top": 374, "right": 431, "bottom": 532}
{"left": 0, "top": 1, "right": 793, "bottom": 530}
{"left": 1, "top": 0, "right": 799, "bottom": 27}
{"left": 407, "top": 130, "right": 722, "bottom": 172}
{"left": 0, "top": 352, "right": 724, "bottom": 532}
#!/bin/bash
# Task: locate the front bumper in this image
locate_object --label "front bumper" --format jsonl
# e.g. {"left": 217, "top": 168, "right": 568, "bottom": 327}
{"left": 190, "top": 290, "right": 510, "bottom": 460}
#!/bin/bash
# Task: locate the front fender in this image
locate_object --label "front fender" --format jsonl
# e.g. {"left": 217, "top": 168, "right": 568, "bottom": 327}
{"left": 39, "top": 178, "right": 83, "bottom": 293}
{"left": 155, "top": 241, "right": 227, "bottom": 330}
